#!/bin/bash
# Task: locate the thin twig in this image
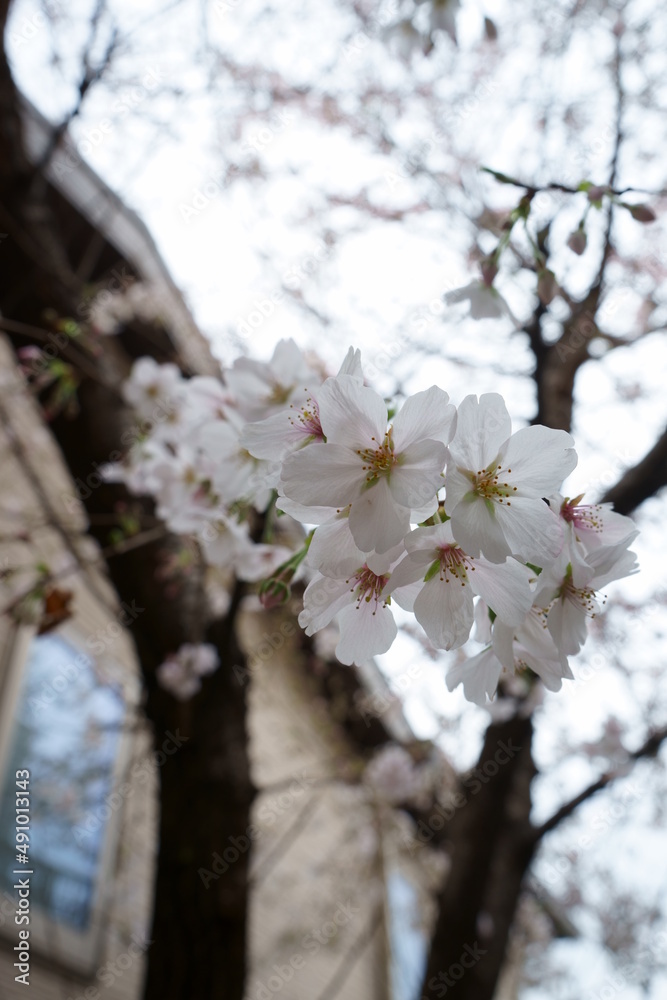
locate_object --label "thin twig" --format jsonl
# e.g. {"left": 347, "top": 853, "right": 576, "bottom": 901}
{"left": 534, "top": 724, "right": 667, "bottom": 841}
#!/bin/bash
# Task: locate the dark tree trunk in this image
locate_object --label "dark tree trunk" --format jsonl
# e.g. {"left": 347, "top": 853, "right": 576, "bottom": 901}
{"left": 419, "top": 712, "right": 537, "bottom": 1000}
{"left": 142, "top": 606, "right": 254, "bottom": 1000}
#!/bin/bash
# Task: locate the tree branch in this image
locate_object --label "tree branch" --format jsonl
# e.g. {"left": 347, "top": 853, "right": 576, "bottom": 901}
{"left": 601, "top": 425, "right": 667, "bottom": 514}
{"left": 534, "top": 724, "right": 667, "bottom": 841}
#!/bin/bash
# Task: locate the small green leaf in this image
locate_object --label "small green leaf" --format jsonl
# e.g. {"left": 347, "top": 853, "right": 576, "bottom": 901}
{"left": 423, "top": 559, "right": 441, "bottom": 583}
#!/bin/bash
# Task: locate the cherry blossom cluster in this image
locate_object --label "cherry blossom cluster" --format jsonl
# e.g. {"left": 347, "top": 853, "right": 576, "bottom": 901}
{"left": 156, "top": 642, "right": 220, "bottom": 700}
{"left": 115, "top": 340, "right": 638, "bottom": 705}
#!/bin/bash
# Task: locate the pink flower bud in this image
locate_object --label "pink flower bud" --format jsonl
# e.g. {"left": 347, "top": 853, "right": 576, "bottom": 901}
{"left": 259, "top": 578, "right": 291, "bottom": 610}
{"left": 17, "top": 346, "right": 43, "bottom": 363}
{"left": 566, "top": 228, "right": 587, "bottom": 255}
{"left": 586, "top": 185, "right": 608, "bottom": 203}
{"left": 537, "top": 268, "right": 558, "bottom": 305}
{"left": 625, "top": 203, "right": 656, "bottom": 223}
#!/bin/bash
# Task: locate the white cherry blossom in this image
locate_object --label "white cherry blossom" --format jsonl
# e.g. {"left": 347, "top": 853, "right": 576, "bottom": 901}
{"left": 447, "top": 604, "right": 572, "bottom": 706}
{"left": 537, "top": 538, "right": 639, "bottom": 656}
{"left": 116, "top": 345, "right": 639, "bottom": 704}
{"left": 364, "top": 745, "right": 422, "bottom": 805}
{"left": 197, "top": 514, "right": 291, "bottom": 581}
{"left": 195, "top": 416, "right": 277, "bottom": 511}
{"left": 281, "top": 375, "right": 455, "bottom": 553}
{"left": 552, "top": 493, "right": 639, "bottom": 588}
{"left": 225, "top": 338, "right": 319, "bottom": 422}
{"left": 122, "top": 357, "right": 184, "bottom": 421}
{"left": 157, "top": 642, "right": 220, "bottom": 700}
{"left": 444, "top": 280, "right": 514, "bottom": 322}
{"left": 389, "top": 521, "right": 535, "bottom": 650}
{"left": 445, "top": 393, "right": 577, "bottom": 564}
{"left": 240, "top": 346, "right": 363, "bottom": 465}
{"left": 299, "top": 546, "right": 406, "bottom": 666}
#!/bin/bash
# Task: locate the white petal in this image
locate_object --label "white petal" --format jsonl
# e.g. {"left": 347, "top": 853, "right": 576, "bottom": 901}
{"left": 572, "top": 503, "right": 638, "bottom": 549}
{"left": 276, "top": 496, "right": 342, "bottom": 525}
{"left": 564, "top": 527, "right": 598, "bottom": 589}
{"left": 270, "top": 338, "right": 312, "bottom": 383}
{"left": 336, "top": 346, "right": 365, "bottom": 382}
{"left": 317, "top": 375, "right": 387, "bottom": 446}
{"left": 469, "top": 285, "right": 510, "bottom": 321}
{"left": 547, "top": 597, "right": 588, "bottom": 656}
{"left": 392, "top": 386, "right": 456, "bottom": 450}
{"left": 385, "top": 551, "right": 429, "bottom": 593}
{"left": 450, "top": 496, "right": 511, "bottom": 562}
{"left": 241, "top": 409, "right": 316, "bottom": 460}
{"left": 390, "top": 579, "right": 424, "bottom": 613}
{"left": 446, "top": 647, "right": 502, "bottom": 705}
{"left": 587, "top": 542, "right": 639, "bottom": 589}
{"left": 308, "top": 520, "right": 365, "bottom": 578}
{"left": 473, "top": 599, "right": 493, "bottom": 644}
{"left": 335, "top": 602, "right": 397, "bottom": 665}
{"left": 196, "top": 419, "right": 240, "bottom": 459}
{"left": 514, "top": 608, "right": 564, "bottom": 665}
{"left": 281, "top": 444, "right": 363, "bottom": 507}
{"left": 404, "top": 522, "right": 455, "bottom": 554}
{"left": 491, "top": 620, "right": 517, "bottom": 671}
{"left": 448, "top": 394, "right": 511, "bottom": 473}
{"left": 443, "top": 464, "right": 474, "bottom": 512}
{"left": 348, "top": 478, "right": 410, "bottom": 554}
{"left": 389, "top": 440, "right": 446, "bottom": 510}
{"left": 299, "top": 575, "right": 352, "bottom": 634}
{"left": 499, "top": 426, "right": 577, "bottom": 495}
{"left": 470, "top": 558, "right": 534, "bottom": 626}
{"left": 410, "top": 494, "right": 440, "bottom": 523}
{"left": 366, "top": 544, "right": 406, "bottom": 575}
{"left": 492, "top": 497, "right": 564, "bottom": 565}
{"left": 523, "top": 649, "right": 573, "bottom": 690}
{"left": 444, "top": 280, "right": 479, "bottom": 305}
{"left": 414, "top": 574, "right": 475, "bottom": 650}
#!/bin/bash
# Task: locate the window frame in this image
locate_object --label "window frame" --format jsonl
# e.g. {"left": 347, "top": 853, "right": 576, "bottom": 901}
{"left": 0, "top": 621, "right": 136, "bottom": 976}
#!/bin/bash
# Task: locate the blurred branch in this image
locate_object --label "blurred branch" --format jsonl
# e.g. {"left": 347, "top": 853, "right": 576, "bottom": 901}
{"left": 600, "top": 425, "right": 667, "bottom": 514}
{"left": 524, "top": 27, "right": 625, "bottom": 433}
{"left": 36, "top": 0, "right": 118, "bottom": 171}
{"left": 534, "top": 723, "right": 667, "bottom": 841}
{"left": 0, "top": 317, "right": 111, "bottom": 385}
{"left": 480, "top": 168, "right": 662, "bottom": 199}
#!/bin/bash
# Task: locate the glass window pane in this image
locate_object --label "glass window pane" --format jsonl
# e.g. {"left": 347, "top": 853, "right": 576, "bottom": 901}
{"left": 0, "top": 633, "right": 125, "bottom": 931}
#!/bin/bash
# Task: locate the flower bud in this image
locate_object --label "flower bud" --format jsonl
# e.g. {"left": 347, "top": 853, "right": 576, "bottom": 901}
{"left": 258, "top": 577, "right": 291, "bottom": 610}
{"left": 586, "top": 185, "right": 608, "bottom": 203}
{"left": 258, "top": 531, "right": 314, "bottom": 610}
{"left": 625, "top": 203, "right": 656, "bottom": 224}
{"left": 484, "top": 16, "right": 498, "bottom": 40}
{"left": 566, "top": 228, "right": 587, "bottom": 255}
{"left": 537, "top": 268, "right": 558, "bottom": 305}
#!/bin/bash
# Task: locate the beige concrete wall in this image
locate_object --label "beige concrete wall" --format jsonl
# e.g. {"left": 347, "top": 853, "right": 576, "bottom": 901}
{"left": 241, "top": 606, "right": 391, "bottom": 1000}
{"left": 0, "top": 338, "right": 157, "bottom": 1000}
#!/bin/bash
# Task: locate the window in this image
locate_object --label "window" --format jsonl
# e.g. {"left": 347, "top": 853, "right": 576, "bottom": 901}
{"left": 0, "top": 628, "right": 129, "bottom": 973}
{"left": 386, "top": 869, "right": 429, "bottom": 1000}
